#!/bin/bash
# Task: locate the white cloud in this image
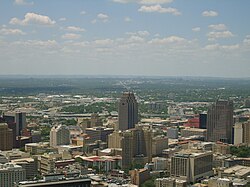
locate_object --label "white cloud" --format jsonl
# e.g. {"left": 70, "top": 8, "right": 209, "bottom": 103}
{"left": 13, "top": 40, "right": 58, "bottom": 48}
{"left": 14, "top": 0, "right": 33, "bottom": 5}
{"left": 138, "top": 5, "right": 181, "bottom": 15}
{"left": 124, "top": 17, "right": 132, "bottom": 22}
{"left": 149, "top": 35, "right": 186, "bottom": 44}
{"left": 10, "top": 13, "right": 56, "bottom": 26}
{"left": 139, "top": 0, "right": 173, "bottom": 4}
{"left": 97, "top": 13, "right": 109, "bottom": 20}
{"left": 80, "top": 11, "right": 86, "bottom": 15}
{"left": 192, "top": 27, "right": 201, "bottom": 32}
{"left": 202, "top": 10, "right": 218, "bottom": 17}
{"left": 62, "top": 33, "right": 81, "bottom": 40}
{"left": 94, "top": 39, "right": 114, "bottom": 45}
{"left": 204, "top": 43, "right": 239, "bottom": 50}
{"left": 208, "top": 24, "right": 227, "bottom": 31}
{"left": 243, "top": 35, "right": 250, "bottom": 45}
{"left": 126, "top": 30, "right": 150, "bottom": 37}
{"left": 59, "top": 18, "right": 66, "bottom": 21}
{"left": 93, "top": 13, "right": 109, "bottom": 23}
{"left": 112, "top": 0, "right": 173, "bottom": 4}
{"left": 66, "top": 26, "right": 85, "bottom": 32}
{"left": 207, "top": 31, "right": 234, "bottom": 40}
{"left": 0, "top": 28, "right": 26, "bottom": 35}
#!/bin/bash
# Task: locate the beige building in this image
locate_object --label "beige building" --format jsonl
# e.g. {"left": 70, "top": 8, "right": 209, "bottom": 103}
{"left": 130, "top": 168, "right": 150, "bottom": 186}
{"left": 39, "top": 153, "right": 62, "bottom": 174}
{"left": 0, "top": 163, "right": 26, "bottom": 187}
{"left": 170, "top": 150, "right": 213, "bottom": 183}
{"left": 121, "top": 125, "right": 152, "bottom": 169}
{"left": 242, "top": 121, "right": 250, "bottom": 146}
{"left": 0, "top": 123, "right": 13, "bottom": 151}
{"left": 50, "top": 125, "right": 70, "bottom": 147}
{"left": 108, "top": 131, "right": 123, "bottom": 148}
{"left": 152, "top": 135, "right": 168, "bottom": 156}
{"left": 234, "top": 123, "right": 243, "bottom": 145}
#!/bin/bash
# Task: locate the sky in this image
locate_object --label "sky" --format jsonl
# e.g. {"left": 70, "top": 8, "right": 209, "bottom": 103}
{"left": 0, "top": 0, "right": 250, "bottom": 77}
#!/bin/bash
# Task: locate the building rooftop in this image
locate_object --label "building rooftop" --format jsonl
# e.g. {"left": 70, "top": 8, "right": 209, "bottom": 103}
{"left": 223, "top": 165, "right": 250, "bottom": 177}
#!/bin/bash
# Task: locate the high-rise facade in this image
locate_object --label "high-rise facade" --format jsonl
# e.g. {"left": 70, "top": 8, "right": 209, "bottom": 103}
{"left": 206, "top": 100, "right": 233, "bottom": 144}
{"left": 0, "top": 123, "right": 13, "bottom": 151}
{"left": 121, "top": 125, "right": 152, "bottom": 169}
{"left": 3, "top": 112, "right": 26, "bottom": 136}
{"left": 50, "top": 125, "right": 70, "bottom": 147}
{"left": 242, "top": 121, "right": 250, "bottom": 146}
{"left": 118, "top": 92, "right": 138, "bottom": 131}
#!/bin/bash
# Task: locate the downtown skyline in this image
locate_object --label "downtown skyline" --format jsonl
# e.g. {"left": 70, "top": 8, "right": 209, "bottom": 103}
{"left": 0, "top": 0, "right": 250, "bottom": 77}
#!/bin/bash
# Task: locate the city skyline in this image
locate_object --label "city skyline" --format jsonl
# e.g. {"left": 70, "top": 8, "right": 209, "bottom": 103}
{"left": 0, "top": 0, "right": 250, "bottom": 77}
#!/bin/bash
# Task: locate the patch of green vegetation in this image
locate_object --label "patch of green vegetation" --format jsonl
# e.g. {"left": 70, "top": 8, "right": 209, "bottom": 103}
{"left": 230, "top": 146, "right": 250, "bottom": 157}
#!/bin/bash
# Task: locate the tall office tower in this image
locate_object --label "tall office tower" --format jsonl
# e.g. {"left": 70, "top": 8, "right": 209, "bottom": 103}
{"left": 170, "top": 151, "right": 213, "bottom": 183}
{"left": 0, "top": 123, "right": 13, "bottom": 151}
{"left": 50, "top": 125, "right": 70, "bottom": 147}
{"left": 3, "top": 112, "right": 26, "bottom": 136}
{"left": 199, "top": 113, "right": 207, "bottom": 129}
{"left": 121, "top": 125, "right": 152, "bottom": 169}
{"left": 118, "top": 92, "right": 138, "bottom": 131}
{"left": 206, "top": 100, "right": 233, "bottom": 144}
{"left": 242, "top": 121, "right": 250, "bottom": 146}
{"left": 108, "top": 131, "right": 123, "bottom": 148}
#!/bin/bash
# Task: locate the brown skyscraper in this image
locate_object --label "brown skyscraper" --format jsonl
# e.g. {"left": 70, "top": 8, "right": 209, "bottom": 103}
{"left": 118, "top": 92, "right": 138, "bottom": 131}
{"left": 0, "top": 123, "right": 13, "bottom": 151}
{"left": 207, "top": 100, "right": 233, "bottom": 144}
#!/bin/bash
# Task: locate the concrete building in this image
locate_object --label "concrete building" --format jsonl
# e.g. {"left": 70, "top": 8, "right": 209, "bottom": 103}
{"left": 170, "top": 150, "right": 213, "bottom": 183}
{"left": 152, "top": 135, "right": 168, "bottom": 156}
{"left": 108, "top": 131, "right": 123, "bottom": 148}
{"left": 206, "top": 100, "right": 233, "bottom": 144}
{"left": 39, "top": 153, "right": 62, "bottom": 174}
{"left": 152, "top": 157, "right": 168, "bottom": 171}
{"left": 121, "top": 125, "right": 152, "bottom": 169}
{"left": 85, "top": 127, "right": 114, "bottom": 143}
{"left": 118, "top": 92, "right": 138, "bottom": 131}
{"left": 3, "top": 112, "right": 26, "bottom": 136}
{"left": 180, "top": 128, "right": 207, "bottom": 140}
{"left": 50, "top": 125, "right": 70, "bottom": 147}
{"left": 130, "top": 168, "right": 150, "bottom": 186}
{"left": 0, "top": 163, "right": 26, "bottom": 187}
{"left": 155, "top": 177, "right": 175, "bottom": 187}
{"left": 219, "top": 165, "right": 250, "bottom": 179}
{"left": 11, "top": 158, "right": 38, "bottom": 180}
{"left": 199, "top": 113, "right": 207, "bottom": 129}
{"left": 1, "top": 149, "right": 30, "bottom": 161}
{"left": 167, "top": 128, "right": 179, "bottom": 139}
{"left": 242, "top": 121, "right": 250, "bottom": 146}
{"left": 0, "top": 123, "right": 13, "bottom": 151}
{"left": 234, "top": 123, "right": 243, "bottom": 145}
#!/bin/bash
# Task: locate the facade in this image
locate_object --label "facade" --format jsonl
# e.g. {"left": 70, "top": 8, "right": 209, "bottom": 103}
{"left": 118, "top": 92, "right": 138, "bottom": 131}
{"left": 85, "top": 127, "right": 114, "bottom": 143}
{"left": 167, "top": 128, "right": 179, "bottom": 139}
{"left": 108, "top": 131, "right": 123, "bottom": 148}
{"left": 242, "top": 121, "right": 250, "bottom": 146}
{"left": 170, "top": 151, "right": 213, "bottom": 183}
{"left": 121, "top": 125, "right": 153, "bottom": 169}
{"left": 50, "top": 125, "right": 70, "bottom": 147}
{"left": 0, "top": 123, "right": 13, "bottom": 151}
{"left": 152, "top": 135, "right": 168, "bottom": 156}
{"left": 233, "top": 123, "right": 243, "bottom": 145}
{"left": 180, "top": 128, "right": 207, "bottom": 140}
{"left": 3, "top": 112, "right": 26, "bottom": 136}
{"left": 199, "top": 113, "right": 207, "bottom": 129}
{"left": 11, "top": 158, "right": 38, "bottom": 180}
{"left": 206, "top": 100, "right": 233, "bottom": 144}
{"left": 0, "top": 163, "right": 26, "bottom": 187}
{"left": 130, "top": 169, "right": 150, "bottom": 186}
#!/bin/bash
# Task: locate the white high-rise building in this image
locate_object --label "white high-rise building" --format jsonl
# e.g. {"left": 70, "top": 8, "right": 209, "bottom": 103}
{"left": 50, "top": 125, "right": 70, "bottom": 147}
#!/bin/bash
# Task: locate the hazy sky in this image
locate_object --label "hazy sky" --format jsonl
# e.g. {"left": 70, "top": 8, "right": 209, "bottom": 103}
{"left": 0, "top": 0, "right": 250, "bottom": 77}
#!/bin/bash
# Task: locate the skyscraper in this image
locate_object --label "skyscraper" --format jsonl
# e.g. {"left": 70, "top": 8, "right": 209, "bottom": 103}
{"left": 206, "top": 100, "right": 233, "bottom": 144}
{"left": 0, "top": 123, "right": 13, "bottom": 151}
{"left": 3, "top": 112, "right": 26, "bottom": 136}
{"left": 50, "top": 125, "right": 70, "bottom": 147}
{"left": 118, "top": 92, "right": 138, "bottom": 131}
{"left": 121, "top": 125, "right": 152, "bottom": 169}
